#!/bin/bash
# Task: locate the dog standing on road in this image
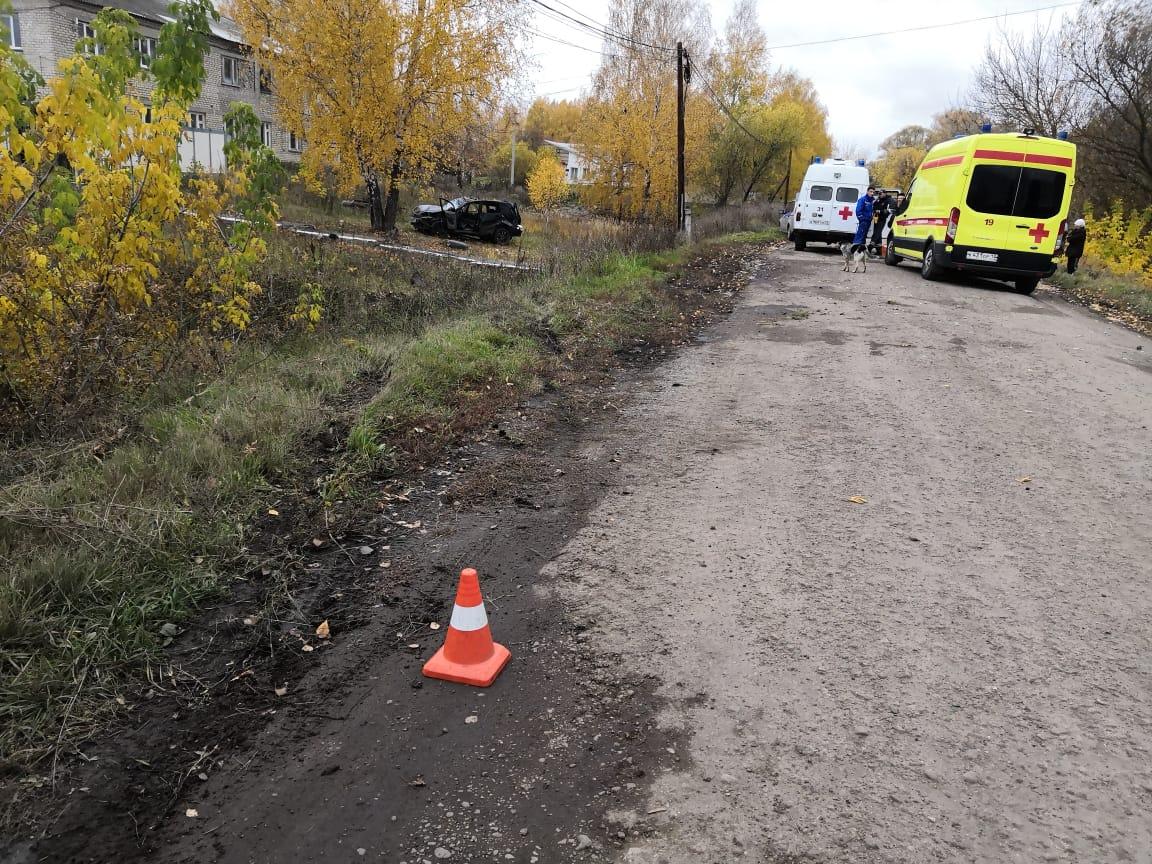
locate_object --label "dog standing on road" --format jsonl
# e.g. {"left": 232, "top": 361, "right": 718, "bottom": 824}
{"left": 840, "top": 242, "right": 867, "bottom": 273}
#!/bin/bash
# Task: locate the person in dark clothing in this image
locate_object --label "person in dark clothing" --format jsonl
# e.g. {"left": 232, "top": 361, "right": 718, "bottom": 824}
{"left": 871, "top": 191, "right": 893, "bottom": 251}
{"left": 1065, "top": 218, "right": 1087, "bottom": 274}
{"left": 853, "top": 187, "right": 876, "bottom": 248}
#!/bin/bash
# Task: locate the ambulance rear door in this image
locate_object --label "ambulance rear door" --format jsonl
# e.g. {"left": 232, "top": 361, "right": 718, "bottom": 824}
{"left": 833, "top": 184, "right": 861, "bottom": 236}
{"left": 964, "top": 145, "right": 1073, "bottom": 256}
{"left": 804, "top": 182, "right": 833, "bottom": 231}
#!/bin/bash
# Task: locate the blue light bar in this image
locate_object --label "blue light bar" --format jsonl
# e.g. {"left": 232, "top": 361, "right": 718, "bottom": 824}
{"left": 1057, "top": 130, "right": 1069, "bottom": 140}
{"left": 980, "top": 123, "right": 993, "bottom": 133}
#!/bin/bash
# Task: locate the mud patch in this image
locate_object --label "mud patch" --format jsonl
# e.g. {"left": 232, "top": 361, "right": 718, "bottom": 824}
{"left": 1012, "top": 304, "right": 1066, "bottom": 316}
{"left": 743, "top": 303, "right": 808, "bottom": 318}
{"left": 758, "top": 327, "right": 849, "bottom": 346}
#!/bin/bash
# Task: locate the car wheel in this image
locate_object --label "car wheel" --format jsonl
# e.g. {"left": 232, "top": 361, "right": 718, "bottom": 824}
{"left": 1014, "top": 277, "right": 1039, "bottom": 295}
{"left": 920, "top": 242, "right": 943, "bottom": 281}
{"left": 884, "top": 238, "right": 900, "bottom": 266}
{"left": 492, "top": 226, "right": 511, "bottom": 244}
{"left": 794, "top": 237, "right": 807, "bottom": 251}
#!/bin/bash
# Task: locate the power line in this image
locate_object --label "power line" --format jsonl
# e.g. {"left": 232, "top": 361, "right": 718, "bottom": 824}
{"left": 750, "top": 1, "right": 1082, "bottom": 53}
{"left": 523, "top": 25, "right": 607, "bottom": 55}
{"left": 525, "top": 0, "right": 675, "bottom": 54}
{"left": 536, "top": 0, "right": 615, "bottom": 37}
{"left": 530, "top": 11, "right": 667, "bottom": 60}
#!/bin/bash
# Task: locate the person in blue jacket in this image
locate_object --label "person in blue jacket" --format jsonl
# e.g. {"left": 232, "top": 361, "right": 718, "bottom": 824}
{"left": 853, "top": 186, "right": 876, "bottom": 249}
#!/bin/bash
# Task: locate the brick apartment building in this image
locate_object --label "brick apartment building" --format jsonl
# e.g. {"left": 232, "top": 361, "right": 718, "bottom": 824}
{"left": 5, "top": 0, "right": 301, "bottom": 168}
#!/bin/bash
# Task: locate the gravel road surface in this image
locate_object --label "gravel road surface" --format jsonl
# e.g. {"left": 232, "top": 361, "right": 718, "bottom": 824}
{"left": 549, "top": 247, "right": 1152, "bottom": 863}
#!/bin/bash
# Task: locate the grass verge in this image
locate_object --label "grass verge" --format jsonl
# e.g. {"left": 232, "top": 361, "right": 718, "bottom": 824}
{"left": 0, "top": 219, "right": 779, "bottom": 772}
{"left": 1047, "top": 264, "right": 1152, "bottom": 335}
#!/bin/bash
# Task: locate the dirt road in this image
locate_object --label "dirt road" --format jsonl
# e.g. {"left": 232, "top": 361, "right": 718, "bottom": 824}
{"left": 16, "top": 243, "right": 1150, "bottom": 864}
{"left": 550, "top": 247, "right": 1152, "bottom": 863}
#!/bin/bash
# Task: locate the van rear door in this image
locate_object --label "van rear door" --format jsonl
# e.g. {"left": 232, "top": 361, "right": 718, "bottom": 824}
{"left": 834, "top": 185, "right": 860, "bottom": 236}
{"left": 1005, "top": 161, "right": 1069, "bottom": 255}
{"left": 806, "top": 184, "right": 833, "bottom": 229}
{"left": 964, "top": 149, "right": 1071, "bottom": 255}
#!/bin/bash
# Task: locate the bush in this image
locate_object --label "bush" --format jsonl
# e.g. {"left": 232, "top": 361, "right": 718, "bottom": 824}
{"left": 0, "top": 2, "right": 279, "bottom": 432}
{"left": 1083, "top": 202, "right": 1152, "bottom": 288}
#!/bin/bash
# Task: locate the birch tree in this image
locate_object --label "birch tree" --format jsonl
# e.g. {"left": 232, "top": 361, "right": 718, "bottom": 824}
{"left": 230, "top": 0, "right": 522, "bottom": 230}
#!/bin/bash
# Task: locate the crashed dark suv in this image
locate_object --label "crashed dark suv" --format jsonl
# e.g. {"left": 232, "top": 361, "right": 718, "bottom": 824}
{"left": 410, "top": 197, "right": 523, "bottom": 244}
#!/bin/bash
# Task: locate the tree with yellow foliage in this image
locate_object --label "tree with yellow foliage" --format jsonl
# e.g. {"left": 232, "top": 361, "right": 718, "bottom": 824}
{"left": 694, "top": 1, "right": 830, "bottom": 205}
{"left": 527, "top": 152, "right": 568, "bottom": 215}
{"left": 0, "top": 0, "right": 280, "bottom": 418}
{"left": 229, "top": 0, "right": 521, "bottom": 231}
{"left": 576, "top": 0, "right": 710, "bottom": 221}
{"left": 522, "top": 98, "right": 583, "bottom": 148}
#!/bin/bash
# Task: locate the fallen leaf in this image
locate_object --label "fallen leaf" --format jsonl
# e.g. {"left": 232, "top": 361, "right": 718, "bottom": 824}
{"left": 316, "top": 620, "right": 331, "bottom": 639}
{"left": 847, "top": 496, "right": 868, "bottom": 505}
{"left": 464, "top": 715, "right": 479, "bottom": 724}
{"left": 311, "top": 538, "right": 325, "bottom": 548}
{"left": 407, "top": 643, "right": 420, "bottom": 649}
{"left": 301, "top": 644, "right": 315, "bottom": 653}
{"left": 159, "top": 622, "right": 180, "bottom": 637}
{"left": 267, "top": 508, "right": 280, "bottom": 516}
{"left": 185, "top": 808, "right": 199, "bottom": 818}
{"left": 274, "top": 685, "right": 288, "bottom": 697}
{"left": 408, "top": 775, "right": 426, "bottom": 787}
{"left": 358, "top": 545, "right": 374, "bottom": 556}
{"left": 379, "top": 561, "right": 392, "bottom": 569}
{"left": 1016, "top": 476, "right": 1033, "bottom": 484}
{"left": 429, "top": 622, "right": 441, "bottom": 630}
{"left": 242, "top": 617, "right": 257, "bottom": 626}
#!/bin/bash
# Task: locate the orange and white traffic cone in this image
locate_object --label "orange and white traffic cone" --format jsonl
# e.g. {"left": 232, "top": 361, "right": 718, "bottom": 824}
{"left": 423, "top": 568, "right": 511, "bottom": 687}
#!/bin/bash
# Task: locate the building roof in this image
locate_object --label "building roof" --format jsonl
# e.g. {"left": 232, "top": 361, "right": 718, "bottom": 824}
{"left": 68, "top": 0, "right": 246, "bottom": 45}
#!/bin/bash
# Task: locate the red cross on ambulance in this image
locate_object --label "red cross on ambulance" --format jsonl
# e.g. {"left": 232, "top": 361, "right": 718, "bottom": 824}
{"left": 1028, "top": 223, "right": 1051, "bottom": 244}
{"left": 838, "top": 206, "right": 852, "bottom": 220}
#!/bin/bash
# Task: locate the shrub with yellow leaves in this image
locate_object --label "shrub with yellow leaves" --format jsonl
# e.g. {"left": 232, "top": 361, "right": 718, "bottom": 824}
{"left": 1081, "top": 201, "right": 1152, "bottom": 288}
{"left": 0, "top": 0, "right": 281, "bottom": 426}
{"left": 527, "top": 153, "right": 569, "bottom": 215}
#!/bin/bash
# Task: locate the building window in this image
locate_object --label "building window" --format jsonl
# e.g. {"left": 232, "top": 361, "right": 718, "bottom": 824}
{"left": 222, "top": 55, "right": 242, "bottom": 87}
{"left": 2, "top": 14, "right": 21, "bottom": 50}
{"left": 142, "top": 105, "right": 152, "bottom": 123}
{"left": 188, "top": 112, "right": 206, "bottom": 130}
{"left": 288, "top": 132, "right": 302, "bottom": 153}
{"left": 135, "top": 36, "right": 156, "bottom": 68}
{"left": 261, "top": 122, "right": 273, "bottom": 148}
{"left": 259, "top": 67, "right": 273, "bottom": 95}
{"left": 76, "top": 19, "right": 102, "bottom": 54}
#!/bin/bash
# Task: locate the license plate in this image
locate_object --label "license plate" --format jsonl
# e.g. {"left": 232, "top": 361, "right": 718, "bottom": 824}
{"left": 966, "top": 251, "right": 998, "bottom": 262}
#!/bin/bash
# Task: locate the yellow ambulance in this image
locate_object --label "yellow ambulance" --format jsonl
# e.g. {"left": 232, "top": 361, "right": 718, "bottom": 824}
{"left": 884, "top": 131, "right": 1076, "bottom": 294}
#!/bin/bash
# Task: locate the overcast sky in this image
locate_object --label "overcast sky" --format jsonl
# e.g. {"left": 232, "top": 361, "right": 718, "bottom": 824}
{"left": 524, "top": 0, "right": 1081, "bottom": 157}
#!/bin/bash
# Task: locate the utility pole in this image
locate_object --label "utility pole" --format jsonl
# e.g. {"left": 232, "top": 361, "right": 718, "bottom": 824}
{"left": 509, "top": 129, "right": 517, "bottom": 189}
{"left": 676, "top": 41, "right": 686, "bottom": 233}
{"left": 784, "top": 149, "right": 792, "bottom": 205}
